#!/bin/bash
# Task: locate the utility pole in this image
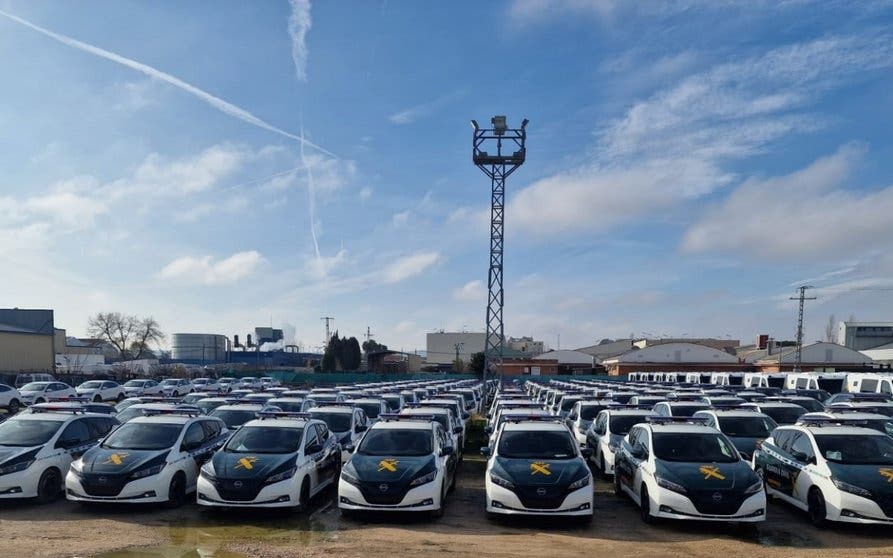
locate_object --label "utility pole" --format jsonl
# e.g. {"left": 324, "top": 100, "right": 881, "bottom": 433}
{"left": 453, "top": 342, "right": 465, "bottom": 364}
{"left": 790, "top": 286, "right": 816, "bottom": 372}
{"left": 472, "top": 116, "right": 527, "bottom": 402}
{"left": 320, "top": 316, "right": 334, "bottom": 348}
{"left": 365, "top": 326, "right": 374, "bottom": 342}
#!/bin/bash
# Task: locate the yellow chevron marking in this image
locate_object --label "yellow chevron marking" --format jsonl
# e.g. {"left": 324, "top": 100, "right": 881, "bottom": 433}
{"left": 699, "top": 465, "right": 726, "bottom": 481}
{"left": 104, "top": 453, "right": 129, "bottom": 466}
{"left": 236, "top": 456, "right": 258, "bottom": 470}
{"left": 531, "top": 461, "right": 552, "bottom": 476}
{"left": 378, "top": 458, "right": 399, "bottom": 472}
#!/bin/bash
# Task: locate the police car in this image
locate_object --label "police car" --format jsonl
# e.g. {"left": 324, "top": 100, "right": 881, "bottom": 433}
{"left": 66, "top": 408, "right": 228, "bottom": 506}
{"left": 210, "top": 403, "right": 279, "bottom": 430}
{"left": 267, "top": 397, "right": 316, "bottom": 413}
{"left": 614, "top": 417, "right": 765, "bottom": 523}
{"left": 310, "top": 404, "right": 368, "bottom": 463}
{"left": 197, "top": 412, "right": 340, "bottom": 509}
{"left": 753, "top": 418, "right": 893, "bottom": 525}
{"left": 693, "top": 408, "right": 778, "bottom": 461}
{"left": 586, "top": 407, "right": 652, "bottom": 478}
{"left": 567, "top": 400, "right": 614, "bottom": 446}
{"left": 0, "top": 405, "right": 117, "bottom": 502}
{"left": 338, "top": 414, "right": 457, "bottom": 517}
{"left": 482, "top": 417, "right": 593, "bottom": 520}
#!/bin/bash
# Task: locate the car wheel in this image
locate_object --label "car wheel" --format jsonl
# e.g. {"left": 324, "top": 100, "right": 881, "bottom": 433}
{"left": 116, "top": 393, "right": 124, "bottom": 402}
{"left": 7, "top": 399, "right": 20, "bottom": 414}
{"left": 640, "top": 486, "right": 656, "bottom": 524}
{"left": 807, "top": 487, "right": 827, "bottom": 527}
{"left": 35, "top": 398, "right": 45, "bottom": 405}
{"left": 35, "top": 468, "right": 61, "bottom": 504}
{"left": 166, "top": 473, "right": 187, "bottom": 508}
{"left": 93, "top": 395, "right": 102, "bottom": 403}
{"left": 299, "top": 479, "right": 311, "bottom": 512}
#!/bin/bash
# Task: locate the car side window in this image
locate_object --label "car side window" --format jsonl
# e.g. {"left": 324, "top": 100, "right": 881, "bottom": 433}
{"left": 86, "top": 417, "right": 115, "bottom": 439}
{"left": 316, "top": 423, "right": 330, "bottom": 443}
{"left": 58, "top": 419, "right": 91, "bottom": 446}
{"left": 789, "top": 433, "right": 815, "bottom": 462}
{"left": 595, "top": 413, "right": 607, "bottom": 435}
{"left": 773, "top": 429, "right": 793, "bottom": 452}
{"left": 201, "top": 420, "right": 221, "bottom": 440}
{"left": 304, "top": 427, "right": 320, "bottom": 452}
{"left": 183, "top": 422, "right": 205, "bottom": 449}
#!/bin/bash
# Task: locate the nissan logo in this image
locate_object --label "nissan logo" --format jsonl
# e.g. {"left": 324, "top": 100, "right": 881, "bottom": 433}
{"left": 379, "top": 484, "right": 389, "bottom": 492}
{"left": 98, "top": 476, "right": 107, "bottom": 484}
{"left": 234, "top": 481, "right": 243, "bottom": 488}
{"left": 712, "top": 492, "right": 723, "bottom": 502}
{"left": 536, "top": 488, "right": 547, "bottom": 496}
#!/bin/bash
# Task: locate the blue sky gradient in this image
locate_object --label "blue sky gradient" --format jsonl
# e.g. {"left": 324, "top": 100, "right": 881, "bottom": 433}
{"left": 2, "top": 0, "right": 893, "bottom": 352}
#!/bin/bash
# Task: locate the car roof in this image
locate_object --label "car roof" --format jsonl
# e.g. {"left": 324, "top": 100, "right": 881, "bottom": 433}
{"left": 644, "top": 424, "right": 717, "bottom": 434}
{"left": 11, "top": 412, "right": 73, "bottom": 422}
{"left": 213, "top": 404, "right": 267, "bottom": 411}
{"left": 371, "top": 420, "right": 431, "bottom": 430}
{"left": 698, "top": 409, "right": 766, "bottom": 417}
{"left": 758, "top": 402, "right": 805, "bottom": 408}
{"left": 311, "top": 405, "right": 354, "bottom": 413}
{"left": 241, "top": 418, "right": 312, "bottom": 428}
{"left": 808, "top": 411, "right": 890, "bottom": 420}
{"left": 129, "top": 415, "right": 193, "bottom": 425}
{"left": 503, "top": 422, "right": 567, "bottom": 432}
{"left": 605, "top": 408, "right": 652, "bottom": 416}
{"left": 789, "top": 424, "right": 882, "bottom": 436}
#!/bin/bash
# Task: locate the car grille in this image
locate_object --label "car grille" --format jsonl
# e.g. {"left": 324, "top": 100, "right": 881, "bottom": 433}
{"left": 688, "top": 489, "right": 745, "bottom": 516}
{"left": 80, "top": 473, "right": 127, "bottom": 497}
{"left": 873, "top": 494, "right": 893, "bottom": 517}
{"left": 359, "top": 481, "right": 409, "bottom": 505}
{"left": 514, "top": 485, "right": 566, "bottom": 510}
{"left": 213, "top": 478, "right": 264, "bottom": 502}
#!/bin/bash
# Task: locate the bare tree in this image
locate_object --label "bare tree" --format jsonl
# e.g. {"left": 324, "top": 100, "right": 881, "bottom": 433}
{"left": 824, "top": 314, "right": 837, "bottom": 343}
{"left": 87, "top": 312, "right": 164, "bottom": 360}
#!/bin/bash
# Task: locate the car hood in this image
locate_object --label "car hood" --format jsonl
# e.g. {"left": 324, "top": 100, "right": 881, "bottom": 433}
{"left": 494, "top": 456, "right": 588, "bottom": 487}
{"left": 349, "top": 454, "right": 434, "bottom": 483}
{"left": 80, "top": 446, "right": 169, "bottom": 475}
{"left": 656, "top": 459, "right": 756, "bottom": 491}
{"left": 211, "top": 451, "right": 297, "bottom": 479}
{"left": 0, "top": 445, "right": 41, "bottom": 465}
{"left": 828, "top": 462, "right": 893, "bottom": 493}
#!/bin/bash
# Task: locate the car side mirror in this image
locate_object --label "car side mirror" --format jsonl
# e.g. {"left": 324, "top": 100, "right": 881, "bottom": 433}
{"left": 480, "top": 446, "right": 492, "bottom": 457}
{"left": 581, "top": 447, "right": 593, "bottom": 459}
{"left": 441, "top": 446, "right": 454, "bottom": 457}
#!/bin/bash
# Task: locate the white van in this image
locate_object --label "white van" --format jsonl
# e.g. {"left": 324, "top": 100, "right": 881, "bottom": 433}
{"left": 846, "top": 373, "right": 893, "bottom": 395}
{"left": 684, "top": 373, "right": 701, "bottom": 384}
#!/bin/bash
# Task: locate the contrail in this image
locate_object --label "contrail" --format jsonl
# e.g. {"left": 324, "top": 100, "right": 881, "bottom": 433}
{"left": 0, "top": 9, "right": 335, "bottom": 158}
{"left": 288, "top": 0, "right": 311, "bottom": 81}
{"left": 300, "top": 123, "right": 323, "bottom": 275}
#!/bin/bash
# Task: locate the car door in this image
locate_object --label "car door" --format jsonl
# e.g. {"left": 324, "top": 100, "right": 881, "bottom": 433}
{"left": 785, "top": 431, "right": 816, "bottom": 504}
{"left": 55, "top": 418, "right": 93, "bottom": 460}
{"left": 302, "top": 426, "right": 323, "bottom": 492}
{"left": 617, "top": 427, "right": 642, "bottom": 491}
{"left": 315, "top": 423, "right": 339, "bottom": 484}
{"left": 180, "top": 421, "right": 206, "bottom": 487}
{"left": 590, "top": 412, "right": 608, "bottom": 460}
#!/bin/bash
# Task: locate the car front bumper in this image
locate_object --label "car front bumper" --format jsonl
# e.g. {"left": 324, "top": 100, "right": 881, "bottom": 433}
{"left": 651, "top": 488, "right": 766, "bottom": 522}
{"left": 485, "top": 478, "right": 593, "bottom": 516}
{"left": 196, "top": 476, "right": 297, "bottom": 508}
{"left": 824, "top": 490, "right": 893, "bottom": 524}
{"left": 0, "top": 467, "right": 39, "bottom": 498}
{"left": 65, "top": 470, "right": 175, "bottom": 503}
{"left": 337, "top": 478, "right": 441, "bottom": 512}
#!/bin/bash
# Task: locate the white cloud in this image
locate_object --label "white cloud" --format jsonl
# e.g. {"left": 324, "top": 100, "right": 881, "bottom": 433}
{"left": 453, "top": 279, "right": 486, "bottom": 302}
{"left": 121, "top": 144, "right": 248, "bottom": 196}
{"left": 159, "top": 251, "right": 265, "bottom": 285}
{"left": 682, "top": 144, "right": 893, "bottom": 260}
{"left": 288, "top": 0, "right": 312, "bottom": 82}
{"left": 383, "top": 251, "right": 442, "bottom": 284}
{"left": 389, "top": 91, "right": 464, "bottom": 125}
{"left": 392, "top": 210, "right": 411, "bottom": 227}
{"left": 0, "top": 178, "right": 108, "bottom": 233}
{"left": 359, "top": 186, "right": 373, "bottom": 200}
{"left": 306, "top": 248, "right": 348, "bottom": 280}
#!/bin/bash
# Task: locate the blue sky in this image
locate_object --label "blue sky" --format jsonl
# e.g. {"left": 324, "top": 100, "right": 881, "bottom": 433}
{"left": 2, "top": 0, "right": 893, "bottom": 353}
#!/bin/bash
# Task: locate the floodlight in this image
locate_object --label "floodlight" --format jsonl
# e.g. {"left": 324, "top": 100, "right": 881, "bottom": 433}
{"left": 471, "top": 119, "right": 480, "bottom": 131}
{"left": 491, "top": 115, "right": 507, "bottom": 135}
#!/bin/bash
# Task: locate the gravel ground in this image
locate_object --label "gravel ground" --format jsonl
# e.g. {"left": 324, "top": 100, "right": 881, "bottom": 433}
{"left": 2, "top": 458, "right": 892, "bottom": 557}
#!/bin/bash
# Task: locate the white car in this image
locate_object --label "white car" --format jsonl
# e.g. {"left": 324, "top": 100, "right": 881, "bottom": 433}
{"left": 586, "top": 408, "right": 653, "bottom": 477}
{"left": 159, "top": 379, "right": 193, "bottom": 397}
{"left": 259, "top": 377, "right": 281, "bottom": 388}
{"left": 122, "top": 380, "right": 162, "bottom": 397}
{"left": 402, "top": 407, "right": 462, "bottom": 456}
{"left": 217, "top": 378, "right": 236, "bottom": 393}
{"left": 197, "top": 412, "right": 340, "bottom": 509}
{"left": 66, "top": 409, "right": 228, "bottom": 505}
{"left": 191, "top": 378, "right": 221, "bottom": 393}
{"left": 0, "top": 405, "right": 118, "bottom": 502}
{"left": 237, "top": 377, "right": 262, "bottom": 390}
{"left": 482, "top": 419, "right": 593, "bottom": 521}
{"left": 753, "top": 420, "right": 893, "bottom": 525}
{"left": 0, "top": 384, "right": 23, "bottom": 414}
{"left": 614, "top": 418, "right": 766, "bottom": 523}
{"left": 18, "top": 382, "right": 76, "bottom": 406}
{"left": 76, "top": 380, "right": 125, "bottom": 403}
{"left": 310, "top": 405, "right": 369, "bottom": 463}
{"left": 338, "top": 414, "right": 457, "bottom": 517}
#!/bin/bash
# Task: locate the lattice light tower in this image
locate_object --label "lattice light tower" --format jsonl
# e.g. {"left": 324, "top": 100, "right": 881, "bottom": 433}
{"left": 471, "top": 116, "right": 527, "bottom": 394}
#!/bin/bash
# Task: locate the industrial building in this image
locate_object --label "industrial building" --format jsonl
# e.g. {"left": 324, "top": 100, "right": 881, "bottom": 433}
{"left": 506, "top": 336, "right": 545, "bottom": 355}
{"left": 171, "top": 333, "right": 228, "bottom": 363}
{"left": 601, "top": 342, "right": 744, "bottom": 376}
{"left": 838, "top": 321, "right": 893, "bottom": 350}
{"left": 0, "top": 308, "right": 55, "bottom": 373}
{"left": 533, "top": 350, "right": 594, "bottom": 374}
{"left": 754, "top": 342, "right": 874, "bottom": 372}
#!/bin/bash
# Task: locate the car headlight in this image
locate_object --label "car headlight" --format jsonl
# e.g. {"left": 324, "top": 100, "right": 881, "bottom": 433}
{"left": 340, "top": 464, "right": 361, "bottom": 487}
{"left": 265, "top": 467, "right": 297, "bottom": 485}
{"left": 409, "top": 469, "right": 438, "bottom": 487}
{"left": 490, "top": 472, "right": 514, "bottom": 490}
{"left": 0, "top": 459, "right": 34, "bottom": 476}
{"left": 128, "top": 463, "right": 165, "bottom": 481}
{"left": 833, "top": 478, "right": 872, "bottom": 497}
{"left": 744, "top": 479, "right": 764, "bottom": 495}
{"left": 656, "top": 475, "right": 688, "bottom": 494}
{"left": 70, "top": 458, "right": 84, "bottom": 474}
{"left": 568, "top": 474, "right": 591, "bottom": 491}
{"left": 200, "top": 465, "right": 216, "bottom": 482}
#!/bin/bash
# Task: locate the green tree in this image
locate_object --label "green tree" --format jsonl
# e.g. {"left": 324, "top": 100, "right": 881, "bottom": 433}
{"left": 452, "top": 358, "right": 466, "bottom": 373}
{"left": 321, "top": 347, "right": 337, "bottom": 372}
{"left": 343, "top": 337, "right": 362, "bottom": 370}
{"left": 469, "top": 352, "right": 485, "bottom": 376}
{"left": 362, "top": 339, "right": 388, "bottom": 354}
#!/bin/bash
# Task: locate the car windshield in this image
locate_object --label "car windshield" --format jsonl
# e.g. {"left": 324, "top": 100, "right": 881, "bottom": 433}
{"left": 863, "top": 419, "right": 893, "bottom": 438}
{"left": 210, "top": 409, "right": 258, "bottom": 428}
{"left": 718, "top": 416, "right": 776, "bottom": 437}
{"left": 160, "top": 380, "right": 178, "bottom": 386}
{"left": 383, "top": 396, "right": 401, "bottom": 408}
{"left": 20, "top": 383, "right": 47, "bottom": 392}
{"left": 762, "top": 406, "right": 806, "bottom": 424}
{"left": 652, "top": 433, "right": 739, "bottom": 463}
{"left": 0, "top": 419, "right": 63, "bottom": 446}
{"left": 357, "top": 402, "right": 383, "bottom": 418}
{"left": 80, "top": 381, "right": 103, "bottom": 389}
{"left": 815, "top": 434, "right": 893, "bottom": 465}
{"left": 194, "top": 400, "right": 226, "bottom": 413}
{"left": 116, "top": 407, "right": 157, "bottom": 423}
{"left": 271, "top": 401, "right": 305, "bottom": 412}
{"left": 102, "top": 422, "right": 181, "bottom": 450}
{"left": 560, "top": 398, "right": 581, "bottom": 412}
{"left": 123, "top": 381, "right": 145, "bottom": 387}
{"left": 310, "top": 412, "right": 352, "bottom": 432}
{"left": 115, "top": 400, "right": 140, "bottom": 412}
{"left": 581, "top": 405, "right": 609, "bottom": 420}
{"left": 357, "top": 428, "right": 432, "bottom": 456}
{"left": 311, "top": 395, "right": 338, "bottom": 403}
{"left": 224, "top": 426, "right": 303, "bottom": 454}
{"left": 670, "top": 404, "right": 710, "bottom": 416}
{"left": 609, "top": 415, "right": 648, "bottom": 435}
{"left": 786, "top": 399, "right": 824, "bottom": 412}
{"left": 498, "top": 430, "right": 576, "bottom": 459}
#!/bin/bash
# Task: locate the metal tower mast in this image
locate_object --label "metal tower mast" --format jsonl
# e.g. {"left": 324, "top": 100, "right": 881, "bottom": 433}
{"left": 472, "top": 116, "right": 528, "bottom": 395}
{"left": 790, "top": 286, "right": 816, "bottom": 372}
{"left": 320, "top": 316, "right": 334, "bottom": 347}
